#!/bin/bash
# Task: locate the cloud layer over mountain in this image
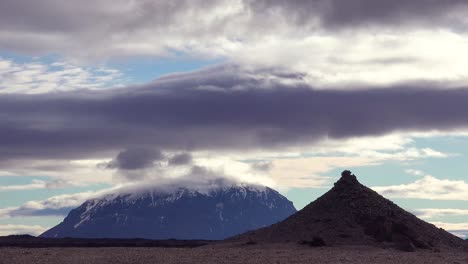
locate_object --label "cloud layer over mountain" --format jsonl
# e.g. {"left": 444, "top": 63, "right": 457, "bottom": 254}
{"left": 0, "top": 65, "right": 467, "bottom": 163}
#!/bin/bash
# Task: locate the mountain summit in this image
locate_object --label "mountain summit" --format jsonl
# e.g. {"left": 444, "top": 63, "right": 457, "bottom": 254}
{"left": 233, "top": 171, "right": 466, "bottom": 252}
{"left": 40, "top": 184, "right": 296, "bottom": 240}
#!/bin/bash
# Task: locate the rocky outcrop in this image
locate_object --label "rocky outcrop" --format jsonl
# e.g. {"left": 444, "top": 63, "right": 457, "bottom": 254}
{"left": 232, "top": 171, "right": 466, "bottom": 252}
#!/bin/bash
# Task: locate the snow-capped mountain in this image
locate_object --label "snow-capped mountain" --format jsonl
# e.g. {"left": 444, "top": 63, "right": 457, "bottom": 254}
{"left": 40, "top": 185, "right": 296, "bottom": 240}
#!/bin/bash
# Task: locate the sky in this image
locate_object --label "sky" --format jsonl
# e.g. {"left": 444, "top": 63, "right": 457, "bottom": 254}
{"left": 0, "top": 0, "right": 468, "bottom": 238}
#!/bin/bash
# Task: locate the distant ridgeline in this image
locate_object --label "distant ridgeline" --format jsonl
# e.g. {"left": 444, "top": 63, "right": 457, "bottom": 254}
{"left": 40, "top": 185, "right": 296, "bottom": 240}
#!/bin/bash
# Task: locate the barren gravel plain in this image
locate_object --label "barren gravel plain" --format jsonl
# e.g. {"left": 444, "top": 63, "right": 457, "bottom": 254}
{"left": 1, "top": 244, "right": 467, "bottom": 264}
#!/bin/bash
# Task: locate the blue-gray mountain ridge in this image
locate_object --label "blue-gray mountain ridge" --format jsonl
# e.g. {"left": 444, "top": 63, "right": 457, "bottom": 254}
{"left": 40, "top": 184, "right": 296, "bottom": 240}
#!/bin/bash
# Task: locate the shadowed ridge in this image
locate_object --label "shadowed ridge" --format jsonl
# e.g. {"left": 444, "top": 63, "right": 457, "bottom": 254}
{"left": 231, "top": 170, "right": 467, "bottom": 252}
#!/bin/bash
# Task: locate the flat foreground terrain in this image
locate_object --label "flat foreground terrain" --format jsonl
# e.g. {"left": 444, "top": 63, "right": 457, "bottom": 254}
{"left": 1, "top": 244, "right": 467, "bottom": 264}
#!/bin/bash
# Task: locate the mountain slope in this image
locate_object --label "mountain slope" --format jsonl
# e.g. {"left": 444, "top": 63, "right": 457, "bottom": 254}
{"left": 40, "top": 185, "right": 296, "bottom": 240}
{"left": 232, "top": 171, "right": 466, "bottom": 251}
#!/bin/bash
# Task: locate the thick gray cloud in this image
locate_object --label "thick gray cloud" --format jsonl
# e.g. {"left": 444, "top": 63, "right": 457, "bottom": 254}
{"left": 0, "top": 0, "right": 240, "bottom": 58}
{"left": 248, "top": 0, "right": 468, "bottom": 30}
{"left": 0, "top": 65, "right": 467, "bottom": 161}
{"left": 106, "top": 148, "right": 164, "bottom": 170}
{"left": 251, "top": 161, "right": 273, "bottom": 172}
{"left": 2, "top": 0, "right": 466, "bottom": 34}
{"left": 168, "top": 153, "right": 193, "bottom": 166}
{"left": 1, "top": 0, "right": 467, "bottom": 58}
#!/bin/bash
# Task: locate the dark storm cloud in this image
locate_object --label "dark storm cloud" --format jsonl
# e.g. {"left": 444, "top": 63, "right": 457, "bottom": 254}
{"left": 0, "top": 0, "right": 237, "bottom": 56}
{"left": 247, "top": 0, "right": 468, "bottom": 29}
{"left": 0, "top": 0, "right": 224, "bottom": 33}
{"left": 0, "top": 64, "right": 468, "bottom": 161}
{"left": 168, "top": 153, "right": 193, "bottom": 166}
{"left": 2, "top": 0, "right": 466, "bottom": 33}
{"left": 106, "top": 148, "right": 164, "bottom": 170}
{"left": 1, "top": 0, "right": 468, "bottom": 58}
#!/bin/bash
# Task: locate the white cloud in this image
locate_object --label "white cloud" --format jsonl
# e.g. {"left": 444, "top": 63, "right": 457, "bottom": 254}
{"left": 202, "top": 133, "right": 450, "bottom": 189}
{"left": 260, "top": 151, "right": 434, "bottom": 188}
{"left": 191, "top": 153, "right": 373, "bottom": 189}
{"left": 165, "top": 141, "right": 447, "bottom": 189}
{"left": 190, "top": 138, "right": 449, "bottom": 189}
{"left": 0, "top": 159, "right": 114, "bottom": 185}
{"left": 0, "top": 180, "right": 47, "bottom": 191}
{"left": 413, "top": 208, "right": 468, "bottom": 219}
{"left": 292, "top": 134, "right": 450, "bottom": 161}
{"left": 345, "top": 147, "right": 447, "bottom": 161}
{"left": 312, "top": 134, "right": 414, "bottom": 154}
{"left": 195, "top": 156, "right": 276, "bottom": 188}
{"left": 0, "top": 57, "right": 124, "bottom": 93}
{"left": 266, "top": 156, "right": 377, "bottom": 189}
{"left": 0, "top": 179, "right": 88, "bottom": 192}
{"left": 405, "top": 169, "right": 425, "bottom": 176}
{"left": 373, "top": 175, "right": 468, "bottom": 201}
{"left": 451, "top": 231, "right": 468, "bottom": 239}
{"left": 430, "top": 222, "right": 468, "bottom": 239}
{"left": 258, "top": 146, "right": 447, "bottom": 189}
{"left": 0, "top": 224, "right": 48, "bottom": 236}
{"left": 236, "top": 30, "right": 468, "bottom": 88}
{"left": 1, "top": 2, "right": 468, "bottom": 87}
{"left": 0, "top": 188, "right": 117, "bottom": 219}
{"left": 0, "top": 171, "right": 271, "bottom": 220}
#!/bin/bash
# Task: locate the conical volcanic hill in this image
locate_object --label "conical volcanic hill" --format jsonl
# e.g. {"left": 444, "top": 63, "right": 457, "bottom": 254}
{"left": 232, "top": 171, "right": 466, "bottom": 251}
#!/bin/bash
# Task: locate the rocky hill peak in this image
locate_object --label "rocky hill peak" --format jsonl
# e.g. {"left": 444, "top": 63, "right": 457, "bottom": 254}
{"left": 334, "top": 170, "right": 360, "bottom": 188}
{"left": 232, "top": 171, "right": 467, "bottom": 252}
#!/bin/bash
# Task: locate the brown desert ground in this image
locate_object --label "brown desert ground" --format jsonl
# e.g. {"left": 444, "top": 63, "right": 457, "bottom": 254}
{"left": 1, "top": 244, "right": 467, "bottom": 264}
